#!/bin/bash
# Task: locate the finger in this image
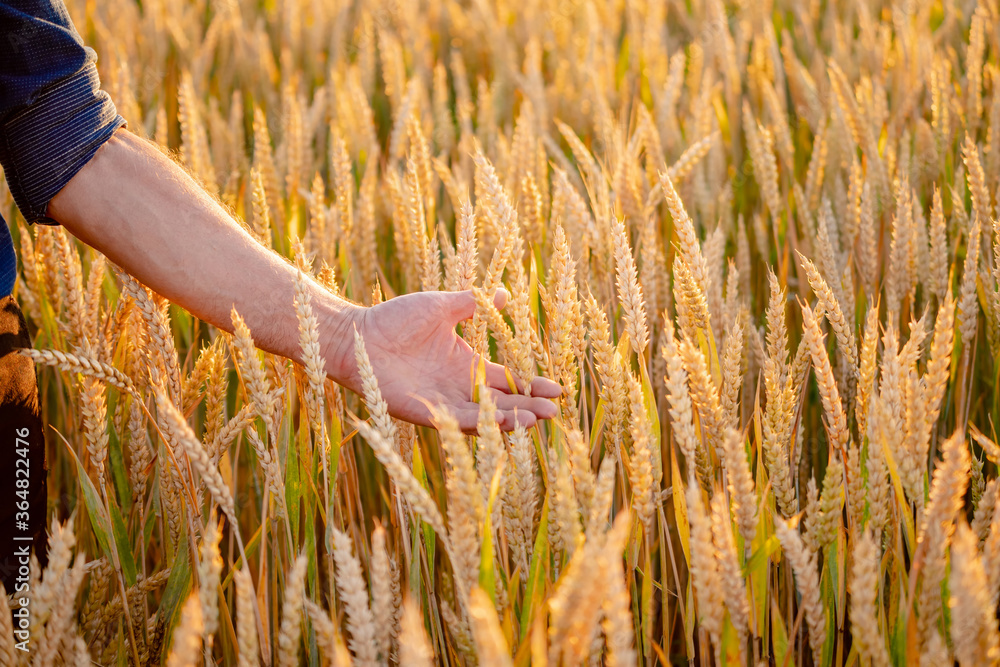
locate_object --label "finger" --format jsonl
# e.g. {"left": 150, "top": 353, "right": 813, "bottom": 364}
{"left": 528, "top": 376, "right": 562, "bottom": 398}
{"left": 442, "top": 290, "right": 476, "bottom": 322}
{"left": 492, "top": 287, "right": 509, "bottom": 310}
{"left": 443, "top": 287, "right": 510, "bottom": 323}
{"left": 498, "top": 408, "right": 536, "bottom": 431}
{"left": 483, "top": 363, "right": 562, "bottom": 399}
{"left": 487, "top": 388, "right": 558, "bottom": 420}
{"left": 483, "top": 361, "right": 524, "bottom": 394}
{"left": 452, "top": 403, "right": 538, "bottom": 433}
{"left": 453, "top": 403, "right": 505, "bottom": 434}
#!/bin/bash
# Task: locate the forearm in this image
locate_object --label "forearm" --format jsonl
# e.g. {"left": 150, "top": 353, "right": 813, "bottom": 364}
{"left": 47, "top": 129, "right": 362, "bottom": 383}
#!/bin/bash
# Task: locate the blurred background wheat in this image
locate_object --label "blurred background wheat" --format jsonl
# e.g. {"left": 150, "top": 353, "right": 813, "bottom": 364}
{"left": 2, "top": 0, "right": 1000, "bottom": 664}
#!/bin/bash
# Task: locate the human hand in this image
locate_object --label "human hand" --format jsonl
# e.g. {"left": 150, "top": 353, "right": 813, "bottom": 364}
{"left": 341, "top": 289, "right": 561, "bottom": 432}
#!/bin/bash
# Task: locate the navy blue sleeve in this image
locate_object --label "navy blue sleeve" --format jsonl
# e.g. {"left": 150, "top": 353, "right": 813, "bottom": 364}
{"left": 0, "top": 0, "right": 125, "bottom": 224}
{"left": 0, "top": 215, "right": 15, "bottom": 296}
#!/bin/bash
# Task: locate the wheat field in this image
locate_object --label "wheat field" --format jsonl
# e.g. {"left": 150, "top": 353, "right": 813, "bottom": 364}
{"left": 2, "top": 0, "right": 1000, "bottom": 664}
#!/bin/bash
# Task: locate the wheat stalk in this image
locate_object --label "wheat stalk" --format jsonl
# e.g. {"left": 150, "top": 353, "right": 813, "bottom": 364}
{"left": 166, "top": 592, "right": 203, "bottom": 667}
{"left": 850, "top": 531, "right": 890, "bottom": 667}
{"left": 234, "top": 567, "right": 260, "bottom": 667}
{"left": 332, "top": 530, "right": 379, "bottom": 667}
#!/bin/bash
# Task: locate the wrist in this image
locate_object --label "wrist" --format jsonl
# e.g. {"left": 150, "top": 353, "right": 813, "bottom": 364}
{"left": 317, "top": 297, "right": 367, "bottom": 391}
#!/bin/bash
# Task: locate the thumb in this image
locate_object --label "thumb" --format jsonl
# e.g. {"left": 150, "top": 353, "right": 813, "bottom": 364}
{"left": 492, "top": 287, "right": 509, "bottom": 310}
{"left": 443, "top": 287, "right": 509, "bottom": 322}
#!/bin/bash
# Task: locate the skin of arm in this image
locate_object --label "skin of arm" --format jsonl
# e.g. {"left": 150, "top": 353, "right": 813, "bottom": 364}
{"left": 47, "top": 129, "right": 560, "bottom": 431}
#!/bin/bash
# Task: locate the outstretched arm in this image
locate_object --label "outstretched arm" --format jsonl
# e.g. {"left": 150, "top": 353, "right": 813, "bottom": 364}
{"left": 47, "top": 129, "right": 559, "bottom": 430}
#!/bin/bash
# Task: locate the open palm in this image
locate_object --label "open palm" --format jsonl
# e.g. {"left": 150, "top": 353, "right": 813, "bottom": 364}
{"left": 346, "top": 289, "right": 560, "bottom": 432}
